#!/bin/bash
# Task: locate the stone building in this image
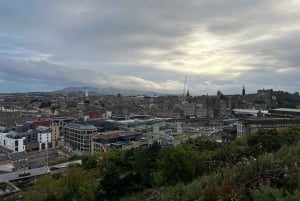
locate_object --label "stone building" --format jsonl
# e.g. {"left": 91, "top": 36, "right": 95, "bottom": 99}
{"left": 237, "top": 117, "right": 300, "bottom": 137}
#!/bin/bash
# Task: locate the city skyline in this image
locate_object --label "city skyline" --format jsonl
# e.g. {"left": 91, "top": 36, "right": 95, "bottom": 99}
{"left": 1, "top": 1, "right": 300, "bottom": 95}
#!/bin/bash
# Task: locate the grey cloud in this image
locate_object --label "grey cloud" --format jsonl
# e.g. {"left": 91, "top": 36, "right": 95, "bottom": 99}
{"left": 0, "top": 0, "right": 300, "bottom": 94}
{"left": 235, "top": 30, "right": 300, "bottom": 71}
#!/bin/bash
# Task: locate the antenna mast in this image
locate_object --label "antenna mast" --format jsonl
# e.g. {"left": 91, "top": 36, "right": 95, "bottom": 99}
{"left": 183, "top": 76, "right": 187, "bottom": 96}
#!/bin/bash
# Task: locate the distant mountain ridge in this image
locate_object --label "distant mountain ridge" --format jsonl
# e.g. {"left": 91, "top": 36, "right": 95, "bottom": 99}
{"left": 54, "top": 86, "right": 162, "bottom": 96}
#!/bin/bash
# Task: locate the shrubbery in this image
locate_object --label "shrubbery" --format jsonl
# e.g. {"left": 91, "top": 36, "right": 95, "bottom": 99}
{"left": 22, "top": 128, "right": 300, "bottom": 201}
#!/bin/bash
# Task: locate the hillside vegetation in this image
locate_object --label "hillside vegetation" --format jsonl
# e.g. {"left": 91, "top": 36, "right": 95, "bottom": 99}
{"left": 22, "top": 128, "right": 300, "bottom": 201}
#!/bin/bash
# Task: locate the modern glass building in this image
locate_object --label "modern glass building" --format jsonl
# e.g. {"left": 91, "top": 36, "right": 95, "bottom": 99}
{"left": 64, "top": 123, "right": 97, "bottom": 153}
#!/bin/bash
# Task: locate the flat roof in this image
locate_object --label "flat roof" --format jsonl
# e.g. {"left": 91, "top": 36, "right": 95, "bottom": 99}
{"left": 0, "top": 166, "right": 50, "bottom": 182}
{"left": 240, "top": 117, "right": 290, "bottom": 121}
{"left": 93, "top": 131, "right": 140, "bottom": 140}
{"left": 52, "top": 117, "right": 75, "bottom": 120}
{"left": 239, "top": 117, "right": 300, "bottom": 123}
{"left": 95, "top": 133, "right": 119, "bottom": 140}
{"left": 35, "top": 126, "right": 51, "bottom": 133}
{"left": 271, "top": 108, "right": 300, "bottom": 113}
{"left": 65, "top": 123, "right": 97, "bottom": 130}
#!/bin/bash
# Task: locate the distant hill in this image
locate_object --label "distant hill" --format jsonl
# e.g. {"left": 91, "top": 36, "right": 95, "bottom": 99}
{"left": 54, "top": 86, "right": 162, "bottom": 96}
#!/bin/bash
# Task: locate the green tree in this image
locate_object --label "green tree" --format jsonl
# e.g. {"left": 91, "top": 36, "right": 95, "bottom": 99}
{"left": 99, "top": 144, "right": 161, "bottom": 197}
{"left": 82, "top": 154, "right": 99, "bottom": 169}
{"left": 247, "top": 129, "right": 282, "bottom": 153}
{"left": 154, "top": 146, "right": 197, "bottom": 186}
{"left": 132, "top": 142, "right": 161, "bottom": 187}
{"left": 99, "top": 150, "right": 128, "bottom": 197}
{"left": 22, "top": 166, "right": 99, "bottom": 201}
{"left": 184, "top": 137, "right": 221, "bottom": 152}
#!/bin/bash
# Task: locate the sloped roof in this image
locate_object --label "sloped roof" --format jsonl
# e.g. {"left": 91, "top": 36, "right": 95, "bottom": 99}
{"left": 8, "top": 152, "right": 27, "bottom": 161}
{"left": 13, "top": 160, "right": 29, "bottom": 170}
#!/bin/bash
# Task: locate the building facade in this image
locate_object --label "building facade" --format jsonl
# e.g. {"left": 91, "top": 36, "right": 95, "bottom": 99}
{"left": 36, "top": 126, "right": 52, "bottom": 150}
{"left": 64, "top": 123, "right": 97, "bottom": 153}
{"left": 0, "top": 109, "right": 22, "bottom": 126}
{"left": 50, "top": 117, "right": 75, "bottom": 147}
{"left": 269, "top": 108, "right": 300, "bottom": 118}
{"left": 0, "top": 131, "right": 26, "bottom": 152}
{"left": 0, "top": 127, "right": 53, "bottom": 152}
{"left": 237, "top": 117, "right": 300, "bottom": 137}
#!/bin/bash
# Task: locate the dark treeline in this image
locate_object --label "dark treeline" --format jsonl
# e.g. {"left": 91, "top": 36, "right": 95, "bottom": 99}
{"left": 22, "top": 128, "right": 300, "bottom": 201}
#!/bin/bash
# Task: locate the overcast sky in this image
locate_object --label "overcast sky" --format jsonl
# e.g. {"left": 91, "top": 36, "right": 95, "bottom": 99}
{"left": 0, "top": 0, "right": 300, "bottom": 95}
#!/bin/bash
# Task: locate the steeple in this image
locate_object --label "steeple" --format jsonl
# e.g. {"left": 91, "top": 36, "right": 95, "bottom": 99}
{"left": 242, "top": 85, "right": 245, "bottom": 96}
{"left": 186, "top": 89, "right": 190, "bottom": 97}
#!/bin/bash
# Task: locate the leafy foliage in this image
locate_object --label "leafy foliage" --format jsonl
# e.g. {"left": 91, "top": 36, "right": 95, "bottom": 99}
{"left": 22, "top": 166, "right": 99, "bottom": 201}
{"left": 23, "top": 128, "right": 300, "bottom": 201}
{"left": 154, "top": 146, "right": 197, "bottom": 186}
{"left": 82, "top": 154, "right": 99, "bottom": 169}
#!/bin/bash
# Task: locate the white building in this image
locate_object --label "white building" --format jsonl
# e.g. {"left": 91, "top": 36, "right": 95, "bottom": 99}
{"left": 36, "top": 126, "right": 52, "bottom": 150}
{"left": 0, "top": 131, "right": 26, "bottom": 152}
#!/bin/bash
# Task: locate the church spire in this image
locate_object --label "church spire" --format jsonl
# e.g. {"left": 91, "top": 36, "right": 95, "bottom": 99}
{"left": 186, "top": 89, "right": 190, "bottom": 97}
{"left": 242, "top": 85, "right": 245, "bottom": 96}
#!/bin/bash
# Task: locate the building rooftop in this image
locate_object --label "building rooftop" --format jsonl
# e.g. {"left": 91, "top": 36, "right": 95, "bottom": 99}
{"left": 240, "top": 117, "right": 290, "bottom": 121}
{"left": 118, "top": 131, "right": 141, "bottom": 137}
{"left": 65, "top": 123, "right": 97, "bottom": 130}
{"left": 0, "top": 154, "right": 9, "bottom": 161}
{"left": 35, "top": 126, "right": 51, "bottom": 133}
{"left": 28, "top": 158, "right": 46, "bottom": 169}
{"left": 5, "top": 131, "right": 19, "bottom": 139}
{"left": 8, "top": 152, "right": 27, "bottom": 161}
{"left": 271, "top": 108, "right": 300, "bottom": 113}
{"left": 52, "top": 117, "right": 75, "bottom": 120}
{"left": 0, "top": 166, "right": 50, "bottom": 182}
{"left": 0, "top": 181, "right": 20, "bottom": 196}
{"left": 94, "top": 133, "right": 119, "bottom": 140}
{"left": 239, "top": 117, "right": 300, "bottom": 124}
{"left": 13, "top": 160, "right": 29, "bottom": 170}
{"left": 0, "top": 127, "right": 6, "bottom": 132}
{"left": 93, "top": 131, "right": 142, "bottom": 142}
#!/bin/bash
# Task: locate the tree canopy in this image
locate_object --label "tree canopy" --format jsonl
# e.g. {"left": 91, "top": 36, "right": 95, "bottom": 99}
{"left": 22, "top": 128, "right": 300, "bottom": 201}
